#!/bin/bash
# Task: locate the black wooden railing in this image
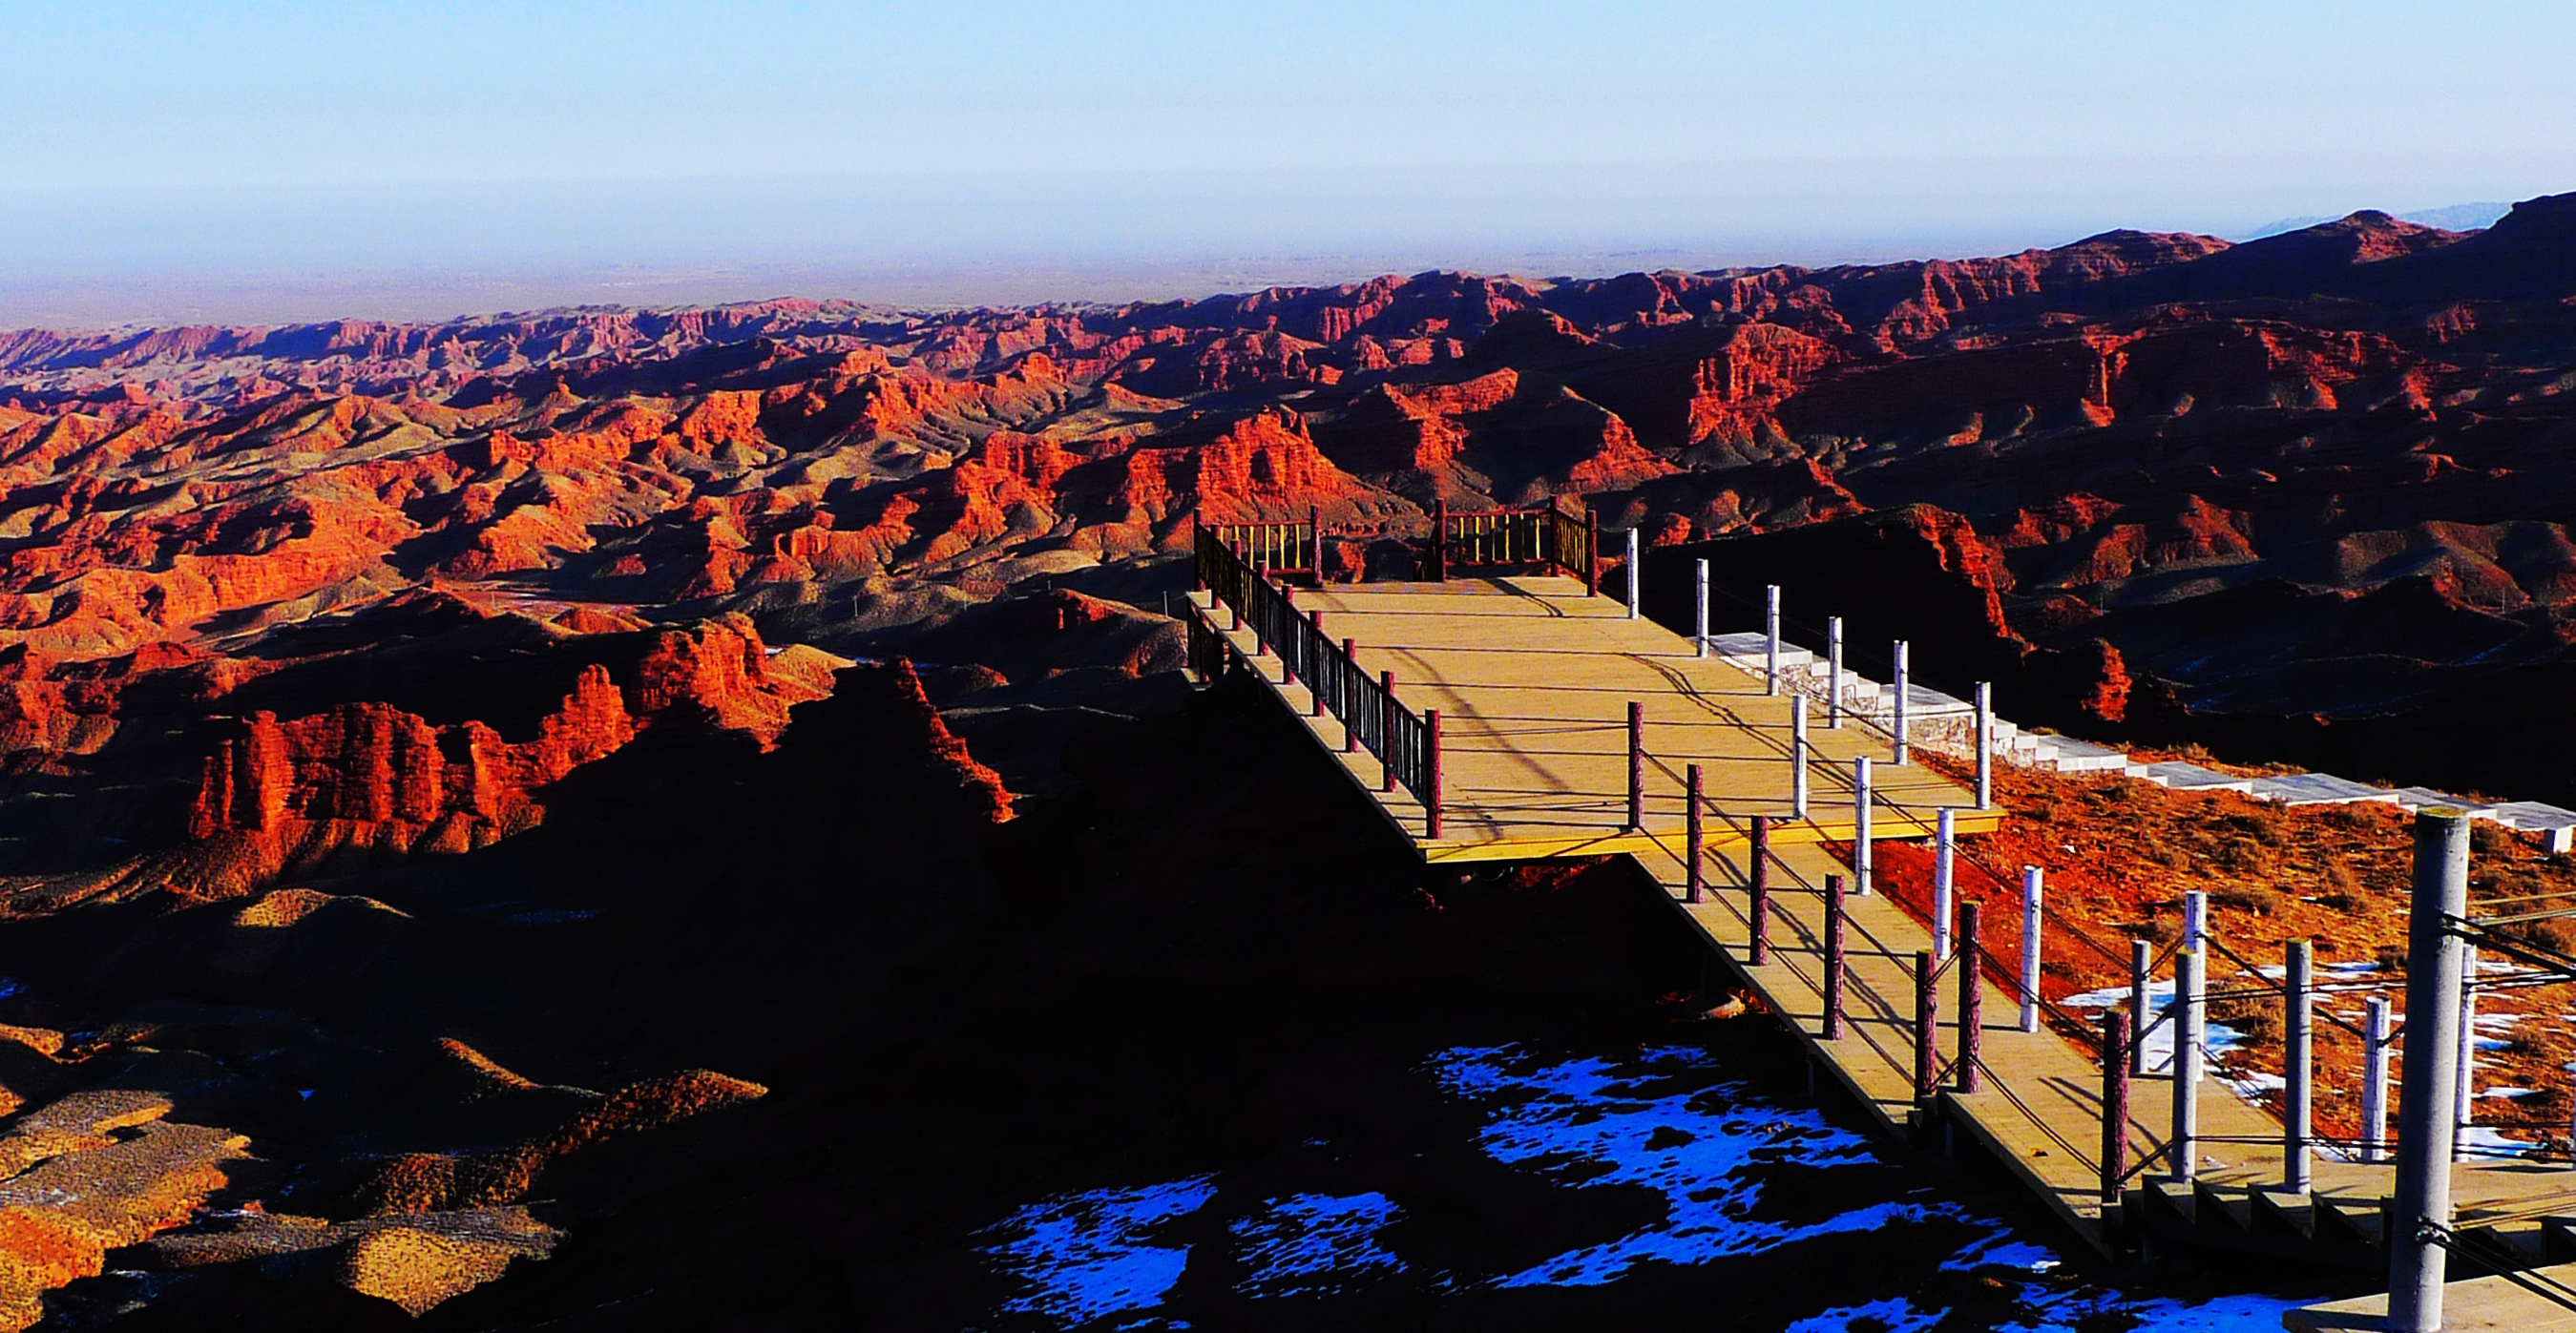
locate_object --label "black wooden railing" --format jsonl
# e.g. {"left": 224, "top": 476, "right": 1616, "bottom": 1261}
{"left": 1212, "top": 507, "right": 1319, "bottom": 582}
{"left": 1194, "top": 516, "right": 1437, "bottom": 828}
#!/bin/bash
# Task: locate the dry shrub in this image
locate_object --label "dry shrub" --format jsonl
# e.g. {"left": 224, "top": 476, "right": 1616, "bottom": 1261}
{"left": 2474, "top": 823, "right": 2515, "bottom": 856}
{"left": 2496, "top": 913, "right": 2576, "bottom": 958}
{"left": 2212, "top": 831, "right": 2281, "bottom": 876}
{"left": 2210, "top": 882, "right": 2288, "bottom": 915}
{"left": 2209, "top": 991, "right": 2280, "bottom": 1043}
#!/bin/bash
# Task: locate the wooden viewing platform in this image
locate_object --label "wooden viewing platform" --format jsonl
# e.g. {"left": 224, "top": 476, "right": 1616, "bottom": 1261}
{"left": 1188, "top": 573, "right": 2284, "bottom": 1252}
{"left": 1183, "top": 514, "right": 2576, "bottom": 1326}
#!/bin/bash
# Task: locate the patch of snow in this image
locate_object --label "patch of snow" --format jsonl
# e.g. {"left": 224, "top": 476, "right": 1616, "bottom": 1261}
{"left": 2455, "top": 1125, "right": 2540, "bottom": 1159}
{"left": 1228, "top": 1193, "right": 1402, "bottom": 1297}
{"left": 982, "top": 1177, "right": 1218, "bottom": 1326}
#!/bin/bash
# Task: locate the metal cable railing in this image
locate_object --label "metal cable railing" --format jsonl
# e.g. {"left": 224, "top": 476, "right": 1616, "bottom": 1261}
{"left": 1195, "top": 522, "right": 1433, "bottom": 807}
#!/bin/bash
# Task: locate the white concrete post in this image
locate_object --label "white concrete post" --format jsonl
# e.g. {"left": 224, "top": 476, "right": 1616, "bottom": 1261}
{"left": 1625, "top": 527, "right": 1642, "bottom": 620}
{"left": 1791, "top": 694, "right": 1810, "bottom": 820}
{"left": 2129, "top": 938, "right": 2153, "bottom": 1076}
{"left": 2362, "top": 995, "right": 2394, "bottom": 1164}
{"left": 1694, "top": 559, "right": 1710, "bottom": 658}
{"left": 1974, "top": 681, "right": 1993, "bottom": 808}
{"left": 1853, "top": 756, "right": 1874, "bottom": 896}
{"left": 2455, "top": 944, "right": 2479, "bottom": 1164}
{"left": 2285, "top": 939, "right": 2314, "bottom": 1192}
{"left": 2182, "top": 890, "right": 2208, "bottom": 1017}
{"left": 1764, "top": 584, "right": 1781, "bottom": 695}
{"left": 1891, "top": 639, "right": 1910, "bottom": 764}
{"left": 2172, "top": 947, "right": 2204, "bottom": 1179}
{"left": 1933, "top": 807, "right": 1956, "bottom": 961}
{"left": 1827, "top": 616, "right": 1845, "bottom": 730}
{"left": 2018, "top": 865, "right": 2043, "bottom": 1032}
{"left": 2390, "top": 810, "right": 2472, "bottom": 1333}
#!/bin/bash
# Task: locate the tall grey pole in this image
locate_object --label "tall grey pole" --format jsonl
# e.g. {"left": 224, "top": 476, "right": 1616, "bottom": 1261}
{"left": 1891, "top": 639, "right": 1910, "bottom": 763}
{"left": 2390, "top": 810, "right": 2472, "bottom": 1333}
{"left": 1853, "top": 756, "right": 1874, "bottom": 896}
{"left": 1765, "top": 585, "right": 1782, "bottom": 695}
{"left": 2172, "top": 947, "right": 2204, "bottom": 1179}
{"left": 1694, "top": 559, "right": 1710, "bottom": 658}
{"left": 2363, "top": 995, "right": 2393, "bottom": 1164}
{"left": 2285, "top": 939, "right": 2314, "bottom": 1192}
{"left": 1933, "top": 808, "right": 1956, "bottom": 961}
{"left": 2018, "top": 865, "right": 2044, "bottom": 1033}
{"left": 1827, "top": 617, "right": 1845, "bottom": 729}
{"left": 1625, "top": 528, "right": 1642, "bottom": 620}
{"left": 1973, "top": 681, "right": 1993, "bottom": 808}
{"left": 1791, "top": 694, "right": 1810, "bottom": 820}
{"left": 2129, "top": 938, "right": 2153, "bottom": 1076}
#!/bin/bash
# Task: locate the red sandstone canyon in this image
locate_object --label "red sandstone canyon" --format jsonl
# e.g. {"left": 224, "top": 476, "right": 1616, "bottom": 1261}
{"left": 0, "top": 194, "right": 2573, "bottom": 1325}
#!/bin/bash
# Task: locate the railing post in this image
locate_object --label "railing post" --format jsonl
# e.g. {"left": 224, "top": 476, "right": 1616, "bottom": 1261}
{"left": 1823, "top": 873, "right": 1848, "bottom": 1040}
{"left": 1914, "top": 949, "right": 1938, "bottom": 1107}
{"left": 1791, "top": 695, "right": 1811, "bottom": 820}
{"left": 1585, "top": 510, "right": 1601, "bottom": 596}
{"left": 1424, "top": 709, "right": 1444, "bottom": 841}
{"left": 1933, "top": 807, "right": 1957, "bottom": 960}
{"left": 1974, "top": 681, "right": 1993, "bottom": 808}
{"left": 1277, "top": 585, "right": 1295, "bottom": 682}
{"left": 1764, "top": 584, "right": 1781, "bottom": 696}
{"left": 2363, "top": 995, "right": 2393, "bottom": 1163}
{"left": 1853, "top": 756, "right": 1873, "bottom": 895}
{"left": 1749, "top": 815, "right": 1771, "bottom": 966}
{"left": 1379, "top": 671, "right": 1397, "bottom": 793}
{"left": 1192, "top": 507, "right": 1207, "bottom": 591}
{"left": 2129, "top": 938, "right": 2153, "bottom": 1076}
{"left": 2018, "top": 865, "right": 2043, "bottom": 1033}
{"left": 1341, "top": 638, "right": 1359, "bottom": 751}
{"left": 1309, "top": 503, "right": 1321, "bottom": 581}
{"left": 1892, "top": 639, "right": 1910, "bottom": 764}
{"left": 1685, "top": 763, "right": 1705, "bottom": 905}
{"left": 1827, "top": 616, "right": 1845, "bottom": 729}
{"left": 2455, "top": 943, "right": 2480, "bottom": 1165}
{"left": 1694, "top": 559, "right": 1710, "bottom": 658}
{"left": 2104, "top": 1008, "right": 2130, "bottom": 1206}
{"left": 2285, "top": 939, "right": 2314, "bottom": 1192}
{"left": 1625, "top": 701, "right": 1644, "bottom": 830}
{"left": 1624, "top": 527, "right": 1642, "bottom": 620}
{"left": 1958, "top": 901, "right": 1983, "bottom": 1093}
{"left": 1432, "top": 499, "right": 1449, "bottom": 583}
{"left": 2172, "top": 946, "right": 2203, "bottom": 1180}
{"left": 1309, "top": 611, "right": 1327, "bottom": 717}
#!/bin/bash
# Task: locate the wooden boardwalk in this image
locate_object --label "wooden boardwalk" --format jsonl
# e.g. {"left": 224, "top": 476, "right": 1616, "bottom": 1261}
{"left": 1190, "top": 574, "right": 2293, "bottom": 1250}
{"left": 1190, "top": 571, "right": 2576, "bottom": 1323}
{"left": 1259, "top": 576, "right": 2000, "bottom": 860}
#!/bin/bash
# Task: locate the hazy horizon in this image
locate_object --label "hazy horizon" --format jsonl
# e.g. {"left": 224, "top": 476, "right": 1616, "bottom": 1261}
{"left": 8, "top": 1, "right": 2573, "bottom": 329}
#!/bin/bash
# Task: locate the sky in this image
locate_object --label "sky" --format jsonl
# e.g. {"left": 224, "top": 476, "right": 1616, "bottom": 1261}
{"left": 3, "top": 0, "right": 2572, "bottom": 325}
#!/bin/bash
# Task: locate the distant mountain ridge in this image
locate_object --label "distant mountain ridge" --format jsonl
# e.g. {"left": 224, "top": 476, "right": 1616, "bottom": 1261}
{"left": 2246, "top": 200, "right": 2511, "bottom": 240}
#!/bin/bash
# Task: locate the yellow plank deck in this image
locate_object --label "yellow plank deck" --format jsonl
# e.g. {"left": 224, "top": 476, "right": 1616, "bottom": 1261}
{"left": 1192, "top": 574, "right": 2576, "bottom": 1263}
